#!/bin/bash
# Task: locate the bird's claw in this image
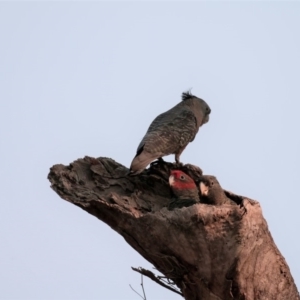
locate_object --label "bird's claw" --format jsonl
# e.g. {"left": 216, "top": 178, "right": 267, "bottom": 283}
{"left": 173, "top": 161, "right": 184, "bottom": 168}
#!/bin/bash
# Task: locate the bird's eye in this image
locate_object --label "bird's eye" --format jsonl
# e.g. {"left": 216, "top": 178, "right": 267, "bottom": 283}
{"left": 180, "top": 175, "right": 185, "bottom": 180}
{"left": 211, "top": 181, "right": 214, "bottom": 186}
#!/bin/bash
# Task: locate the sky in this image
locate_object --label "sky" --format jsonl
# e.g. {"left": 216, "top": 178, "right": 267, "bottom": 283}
{"left": 1, "top": 2, "right": 299, "bottom": 300}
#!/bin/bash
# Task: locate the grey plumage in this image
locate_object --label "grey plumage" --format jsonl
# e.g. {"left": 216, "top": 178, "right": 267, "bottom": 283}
{"left": 198, "top": 175, "right": 235, "bottom": 206}
{"left": 130, "top": 91, "right": 211, "bottom": 174}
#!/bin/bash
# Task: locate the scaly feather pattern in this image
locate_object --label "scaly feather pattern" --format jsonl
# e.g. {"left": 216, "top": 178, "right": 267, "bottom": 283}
{"left": 130, "top": 91, "right": 211, "bottom": 174}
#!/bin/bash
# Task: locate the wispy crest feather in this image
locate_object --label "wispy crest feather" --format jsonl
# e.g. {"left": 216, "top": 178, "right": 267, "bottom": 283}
{"left": 181, "top": 90, "right": 194, "bottom": 101}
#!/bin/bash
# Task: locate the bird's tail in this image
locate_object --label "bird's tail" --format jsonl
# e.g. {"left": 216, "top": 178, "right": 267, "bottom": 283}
{"left": 130, "top": 150, "right": 158, "bottom": 174}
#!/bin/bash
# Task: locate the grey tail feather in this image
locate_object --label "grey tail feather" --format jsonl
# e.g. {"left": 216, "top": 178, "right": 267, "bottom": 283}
{"left": 130, "top": 150, "right": 158, "bottom": 173}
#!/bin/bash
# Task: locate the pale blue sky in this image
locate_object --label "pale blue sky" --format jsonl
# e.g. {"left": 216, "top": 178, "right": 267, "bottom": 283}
{"left": 1, "top": 2, "right": 299, "bottom": 299}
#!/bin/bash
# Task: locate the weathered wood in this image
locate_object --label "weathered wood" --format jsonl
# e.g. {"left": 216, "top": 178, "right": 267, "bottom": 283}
{"left": 48, "top": 156, "right": 299, "bottom": 300}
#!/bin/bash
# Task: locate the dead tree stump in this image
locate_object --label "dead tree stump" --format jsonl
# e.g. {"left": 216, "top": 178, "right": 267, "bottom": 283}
{"left": 48, "top": 156, "right": 299, "bottom": 300}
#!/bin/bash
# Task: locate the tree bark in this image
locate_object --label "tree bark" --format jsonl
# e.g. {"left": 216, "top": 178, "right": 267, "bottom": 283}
{"left": 48, "top": 156, "right": 299, "bottom": 300}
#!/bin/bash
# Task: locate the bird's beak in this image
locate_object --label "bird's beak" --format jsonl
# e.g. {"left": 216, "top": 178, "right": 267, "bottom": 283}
{"left": 202, "top": 115, "right": 209, "bottom": 125}
{"left": 200, "top": 182, "right": 209, "bottom": 196}
{"left": 169, "top": 175, "right": 174, "bottom": 186}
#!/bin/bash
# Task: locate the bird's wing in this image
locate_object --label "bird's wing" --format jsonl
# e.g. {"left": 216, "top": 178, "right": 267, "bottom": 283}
{"left": 138, "top": 109, "right": 198, "bottom": 155}
{"left": 135, "top": 111, "right": 168, "bottom": 154}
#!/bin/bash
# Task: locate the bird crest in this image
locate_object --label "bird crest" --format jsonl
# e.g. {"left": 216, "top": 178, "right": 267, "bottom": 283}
{"left": 181, "top": 90, "right": 194, "bottom": 101}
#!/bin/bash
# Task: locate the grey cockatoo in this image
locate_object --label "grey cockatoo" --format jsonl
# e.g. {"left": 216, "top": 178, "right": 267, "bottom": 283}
{"left": 199, "top": 175, "right": 236, "bottom": 206}
{"left": 130, "top": 91, "right": 211, "bottom": 174}
{"left": 168, "top": 169, "right": 200, "bottom": 210}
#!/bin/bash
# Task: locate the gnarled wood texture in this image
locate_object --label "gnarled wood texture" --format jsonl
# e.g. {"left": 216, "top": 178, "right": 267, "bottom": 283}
{"left": 48, "top": 156, "right": 299, "bottom": 300}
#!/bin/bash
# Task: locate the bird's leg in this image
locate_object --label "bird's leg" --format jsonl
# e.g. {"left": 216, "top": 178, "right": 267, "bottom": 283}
{"left": 174, "top": 153, "right": 184, "bottom": 168}
{"left": 174, "top": 145, "right": 187, "bottom": 165}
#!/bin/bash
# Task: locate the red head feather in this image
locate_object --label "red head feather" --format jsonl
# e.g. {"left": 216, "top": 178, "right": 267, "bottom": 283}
{"left": 169, "top": 170, "right": 197, "bottom": 190}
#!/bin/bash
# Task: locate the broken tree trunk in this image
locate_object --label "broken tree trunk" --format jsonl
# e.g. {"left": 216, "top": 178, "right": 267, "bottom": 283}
{"left": 48, "top": 156, "right": 299, "bottom": 300}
